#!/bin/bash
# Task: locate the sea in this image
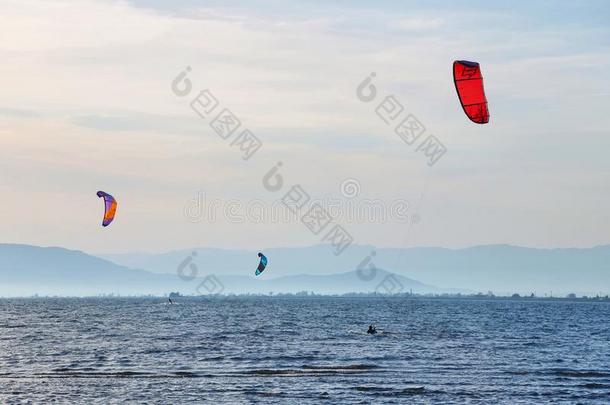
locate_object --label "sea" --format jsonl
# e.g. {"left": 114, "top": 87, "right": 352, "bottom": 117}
{"left": 0, "top": 297, "right": 609, "bottom": 404}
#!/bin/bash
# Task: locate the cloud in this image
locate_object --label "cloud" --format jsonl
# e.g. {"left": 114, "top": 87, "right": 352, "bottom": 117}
{"left": 0, "top": 107, "right": 39, "bottom": 118}
{"left": 389, "top": 17, "right": 445, "bottom": 31}
{"left": 71, "top": 112, "right": 208, "bottom": 136}
{"left": 0, "top": 0, "right": 173, "bottom": 52}
{"left": 0, "top": 0, "right": 609, "bottom": 252}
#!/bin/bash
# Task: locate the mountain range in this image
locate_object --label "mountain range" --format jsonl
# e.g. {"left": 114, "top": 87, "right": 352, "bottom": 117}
{"left": 0, "top": 244, "right": 444, "bottom": 297}
{"left": 104, "top": 244, "right": 610, "bottom": 295}
{"left": 1, "top": 243, "right": 609, "bottom": 296}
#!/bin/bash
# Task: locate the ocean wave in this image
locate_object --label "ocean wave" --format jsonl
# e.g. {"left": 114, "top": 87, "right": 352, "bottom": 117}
{"left": 302, "top": 364, "right": 379, "bottom": 370}
{"left": 549, "top": 368, "right": 610, "bottom": 378}
{"left": 236, "top": 364, "right": 380, "bottom": 376}
{"left": 354, "top": 385, "right": 425, "bottom": 396}
{"left": 0, "top": 370, "right": 216, "bottom": 379}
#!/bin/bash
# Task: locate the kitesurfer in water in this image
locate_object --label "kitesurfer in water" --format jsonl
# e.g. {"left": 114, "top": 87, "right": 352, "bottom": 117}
{"left": 168, "top": 298, "right": 173, "bottom": 305}
{"left": 367, "top": 324, "right": 377, "bottom": 334}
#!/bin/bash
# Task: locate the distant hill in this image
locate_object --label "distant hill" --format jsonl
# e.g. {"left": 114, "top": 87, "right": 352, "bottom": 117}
{"left": 3, "top": 243, "right": 609, "bottom": 296}
{"left": 0, "top": 244, "right": 444, "bottom": 296}
{"left": 217, "top": 268, "right": 454, "bottom": 295}
{"left": 102, "top": 244, "right": 610, "bottom": 295}
{"left": 0, "top": 244, "right": 174, "bottom": 296}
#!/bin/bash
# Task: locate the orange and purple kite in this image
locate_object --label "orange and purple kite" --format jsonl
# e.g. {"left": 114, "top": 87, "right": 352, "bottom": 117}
{"left": 453, "top": 60, "right": 490, "bottom": 124}
{"left": 96, "top": 191, "right": 117, "bottom": 227}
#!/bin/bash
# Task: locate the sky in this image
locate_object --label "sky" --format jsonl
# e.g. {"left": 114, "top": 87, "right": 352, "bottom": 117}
{"left": 0, "top": 0, "right": 609, "bottom": 253}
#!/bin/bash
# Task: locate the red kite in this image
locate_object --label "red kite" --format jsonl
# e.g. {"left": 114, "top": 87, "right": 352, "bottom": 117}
{"left": 453, "top": 60, "right": 490, "bottom": 124}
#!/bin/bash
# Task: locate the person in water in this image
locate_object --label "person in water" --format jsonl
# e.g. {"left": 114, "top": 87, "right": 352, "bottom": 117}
{"left": 367, "top": 324, "right": 377, "bottom": 334}
{"left": 168, "top": 298, "right": 173, "bottom": 305}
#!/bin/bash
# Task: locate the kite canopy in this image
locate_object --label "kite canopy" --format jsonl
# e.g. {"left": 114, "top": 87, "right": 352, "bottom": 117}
{"left": 453, "top": 60, "right": 489, "bottom": 124}
{"left": 96, "top": 191, "right": 117, "bottom": 227}
{"left": 255, "top": 252, "right": 268, "bottom": 276}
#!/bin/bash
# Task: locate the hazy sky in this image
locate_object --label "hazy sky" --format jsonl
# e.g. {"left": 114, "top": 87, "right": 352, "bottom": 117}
{"left": 1, "top": 0, "right": 609, "bottom": 253}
